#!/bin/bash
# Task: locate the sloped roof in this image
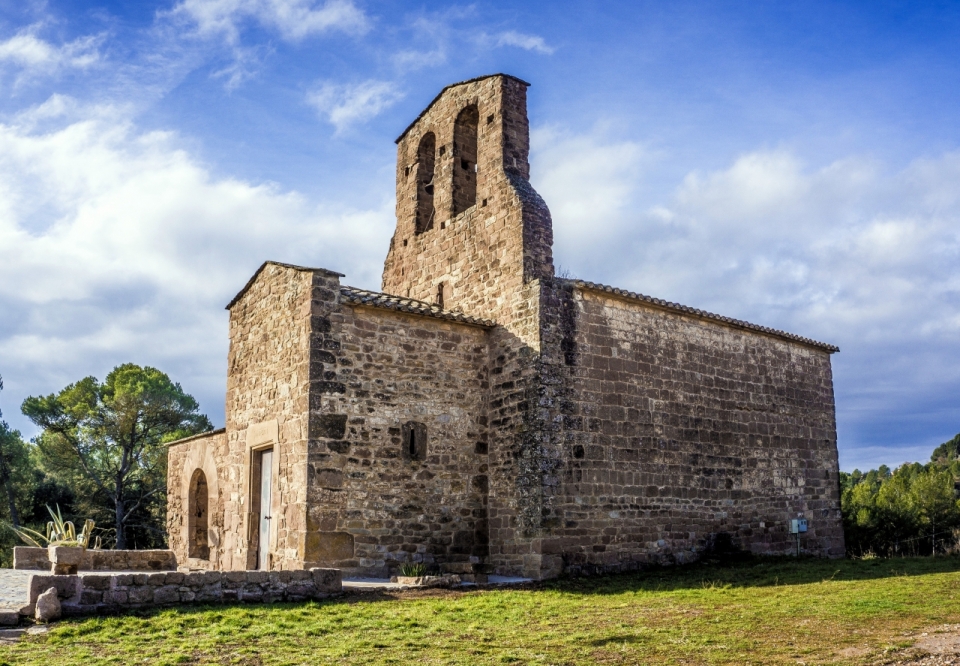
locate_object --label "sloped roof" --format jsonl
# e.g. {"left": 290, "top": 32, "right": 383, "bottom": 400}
{"left": 226, "top": 261, "right": 345, "bottom": 310}
{"left": 394, "top": 73, "right": 531, "bottom": 144}
{"left": 568, "top": 279, "right": 839, "bottom": 353}
{"left": 165, "top": 428, "right": 226, "bottom": 448}
{"left": 340, "top": 286, "right": 495, "bottom": 328}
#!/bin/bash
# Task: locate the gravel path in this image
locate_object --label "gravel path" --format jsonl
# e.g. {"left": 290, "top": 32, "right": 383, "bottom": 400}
{"left": 0, "top": 569, "right": 32, "bottom": 611}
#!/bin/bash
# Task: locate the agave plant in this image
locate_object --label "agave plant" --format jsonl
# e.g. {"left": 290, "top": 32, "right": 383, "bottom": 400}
{"left": 13, "top": 504, "right": 97, "bottom": 548}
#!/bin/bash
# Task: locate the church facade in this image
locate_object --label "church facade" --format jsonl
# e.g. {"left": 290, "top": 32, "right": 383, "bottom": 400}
{"left": 166, "top": 74, "right": 845, "bottom": 580}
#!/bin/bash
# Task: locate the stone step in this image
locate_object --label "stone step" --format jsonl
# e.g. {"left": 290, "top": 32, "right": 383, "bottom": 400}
{"left": 0, "top": 610, "right": 19, "bottom": 626}
{"left": 0, "top": 628, "right": 25, "bottom": 643}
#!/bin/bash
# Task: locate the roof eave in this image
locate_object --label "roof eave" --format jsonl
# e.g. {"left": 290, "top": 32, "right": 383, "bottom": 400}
{"left": 569, "top": 280, "right": 839, "bottom": 354}
{"left": 225, "top": 261, "right": 345, "bottom": 310}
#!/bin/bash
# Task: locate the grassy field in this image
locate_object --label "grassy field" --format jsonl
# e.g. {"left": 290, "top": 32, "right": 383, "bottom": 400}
{"left": 2, "top": 556, "right": 960, "bottom": 665}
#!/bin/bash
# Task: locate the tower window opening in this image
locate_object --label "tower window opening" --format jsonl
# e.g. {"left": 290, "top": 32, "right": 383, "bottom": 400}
{"left": 415, "top": 132, "right": 436, "bottom": 235}
{"left": 452, "top": 105, "right": 479, "bottom": 216}
{"left": 436, "top": 282, "right": 446, "bottom": 309}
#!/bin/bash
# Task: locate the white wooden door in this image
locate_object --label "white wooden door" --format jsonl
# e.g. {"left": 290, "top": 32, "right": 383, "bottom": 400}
{"left": 258, "top": 449, "right": 272, "bottom": 570}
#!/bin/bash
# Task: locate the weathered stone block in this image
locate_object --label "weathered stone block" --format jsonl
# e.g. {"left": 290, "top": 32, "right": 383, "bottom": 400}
{"left": 153, "top": 586, "right": 180, "bottom": 604}
{"left": 128, "top": 586, "right": 153, "bottom": 604}
{"left": 310, "top": 414, "right": 347, "bottom": 439}
{"left": 305, "top": 532, "right": 354, "bottom": 562}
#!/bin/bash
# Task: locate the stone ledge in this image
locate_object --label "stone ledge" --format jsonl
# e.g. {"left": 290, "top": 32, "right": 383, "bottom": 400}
{"left": 23, "top": 568, "right": 341, "bottom": 618}
{"left": 13, "top": 547, "right": 177, "bottom": 572}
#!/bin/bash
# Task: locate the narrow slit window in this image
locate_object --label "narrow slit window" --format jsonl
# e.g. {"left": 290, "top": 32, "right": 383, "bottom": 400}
{"left": 402, "top": 422, "right": 427, "bottom": 461}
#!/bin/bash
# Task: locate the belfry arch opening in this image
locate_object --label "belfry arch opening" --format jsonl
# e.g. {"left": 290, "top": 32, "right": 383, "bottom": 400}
{"left": 415, "top": 132, "right": 436, "bottom": 234}
{"left": 188, "top": 468, "right": 210, "bottom": 559}
{"left": 452, "top": 105, "right": 479, "bottom": 216}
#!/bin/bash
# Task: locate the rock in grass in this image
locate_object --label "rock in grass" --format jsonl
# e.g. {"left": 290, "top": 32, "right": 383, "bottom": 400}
{"left": 35, "top": 587, "right": 61, "bottom": 623}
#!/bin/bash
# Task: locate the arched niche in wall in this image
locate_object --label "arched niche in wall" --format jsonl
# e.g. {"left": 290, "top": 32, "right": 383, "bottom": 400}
{"left": 452, "top": 105, "right": 479, "bottom": 216}
{"left": 181, "top": 441, "right": 220, "bottom": 566}
{"left": 415, "top": 132, "right": 436, "bottom": 234}
{"left": 188, "top": 468, "right": 210, "bottom": 559}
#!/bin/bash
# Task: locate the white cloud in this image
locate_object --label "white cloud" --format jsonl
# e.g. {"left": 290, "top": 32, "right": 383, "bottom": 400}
{"left": 306, "top": 79, "right": 403, "bottom": 132}
{"left": 170, "top": 0, "right": 369, "bottom": 44}
{"left": 532, "top": 131, "right": 960, "bottom": 470}
{"left": 0, "top": 27, "right": 101, "bottom": 76}
{"left": 0, "top": 97, "right": 392, "bottom": 434}
{"left": 531, "top": 125, "right": 649, "bottom": 248}
{"left": 494, "top": 30, "right": 554, "bottom": 55}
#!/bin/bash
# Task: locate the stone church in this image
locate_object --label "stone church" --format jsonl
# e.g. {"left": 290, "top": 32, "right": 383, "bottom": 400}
{"left": 167, "top": 74, "right": 845, "bottom": 580}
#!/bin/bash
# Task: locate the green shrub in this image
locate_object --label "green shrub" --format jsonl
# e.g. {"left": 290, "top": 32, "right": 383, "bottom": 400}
{"left": 399, "top": 562, "right": 428, "bottom": 577}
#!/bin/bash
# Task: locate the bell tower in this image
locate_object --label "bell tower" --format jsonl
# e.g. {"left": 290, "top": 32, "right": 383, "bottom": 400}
{"left": 382, "top": 74, "right": 554, "bottom": 343}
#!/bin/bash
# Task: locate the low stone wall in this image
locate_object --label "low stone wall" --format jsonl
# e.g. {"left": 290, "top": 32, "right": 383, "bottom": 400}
{"left": 24, "top": 568, "right": 341, "bottom": 617}
{"left": 13, "top": 548, "right": 177, "bottom": 572}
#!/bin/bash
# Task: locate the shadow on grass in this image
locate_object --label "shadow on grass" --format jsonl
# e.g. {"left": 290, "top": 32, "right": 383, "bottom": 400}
{"left": 541, "top": 553, "right": 960, "bottom": 597}
{"left": 588, "top": 634, "right": 649, "bottom": 646}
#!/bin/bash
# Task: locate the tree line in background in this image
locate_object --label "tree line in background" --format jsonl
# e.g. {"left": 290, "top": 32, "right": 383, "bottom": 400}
{"left": 841, "top": 432, "right": 960, "bottom": 557}
{"left": 0, "top": 365, "right": 211, "bottom": 565}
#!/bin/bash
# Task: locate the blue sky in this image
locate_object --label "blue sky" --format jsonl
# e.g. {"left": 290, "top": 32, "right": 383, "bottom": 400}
{"left": 0, "top": 0, "right": 958, "bottom": 471}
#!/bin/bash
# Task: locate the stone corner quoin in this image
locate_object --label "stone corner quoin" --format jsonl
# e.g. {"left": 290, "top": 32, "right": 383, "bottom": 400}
{"left": 165, "top": 73, "right": 845, "bottom": 582}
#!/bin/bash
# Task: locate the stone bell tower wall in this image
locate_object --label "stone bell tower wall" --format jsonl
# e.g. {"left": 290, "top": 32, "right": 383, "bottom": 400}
{"left": 382, "top": 74, "right": 553, "bottom": 349}
{"left": 382, "top": 75, "right": 559, "bottom": 578}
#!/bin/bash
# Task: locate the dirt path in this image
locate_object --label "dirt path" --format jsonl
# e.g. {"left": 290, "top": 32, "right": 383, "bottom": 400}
{"left": 880, "top": 625, "right": 960, "bottom": 665}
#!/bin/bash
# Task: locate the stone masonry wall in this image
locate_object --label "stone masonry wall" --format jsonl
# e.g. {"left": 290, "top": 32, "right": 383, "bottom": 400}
{"left": 383, "top": 74, "right": 552, "bottom": 346}
{"left": 382, "top": 74, "right": 558, "bottom": 578}
{"left": 304, "top": 301, "right": 492, "bottom": 578}
{"left": 164, "top": 74, "right": 844, "bottom": 582}
{"left": 13, "top": 547, "right": 177, "bottom": 572}
{"left": 167, "top": 429, "right": 228, "bottom": 569}
{"left": 534, "top": 285, "right": 844, "bottom": 573}
{"left": 25, "top": 568, "right": 340, "bottom": 618}
{"left": 223, "top": 264, "right": 348, "bottom": 571}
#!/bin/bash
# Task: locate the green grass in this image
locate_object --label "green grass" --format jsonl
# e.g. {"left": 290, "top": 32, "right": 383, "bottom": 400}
{"left": 3, "top": 556, "right": 960, "bottom": 665}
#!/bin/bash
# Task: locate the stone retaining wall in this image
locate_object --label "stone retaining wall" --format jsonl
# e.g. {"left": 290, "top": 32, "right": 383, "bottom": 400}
{"left": 13, "top": 547, "right": 177, "bottom": 572}
{"left": 24, "top": 568, "right": 341, "bottom": 617}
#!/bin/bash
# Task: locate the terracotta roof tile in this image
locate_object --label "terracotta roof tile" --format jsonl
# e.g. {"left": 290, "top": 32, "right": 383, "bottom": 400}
{"left": 340, "top": 286, "right": 496, "bottom": 328}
